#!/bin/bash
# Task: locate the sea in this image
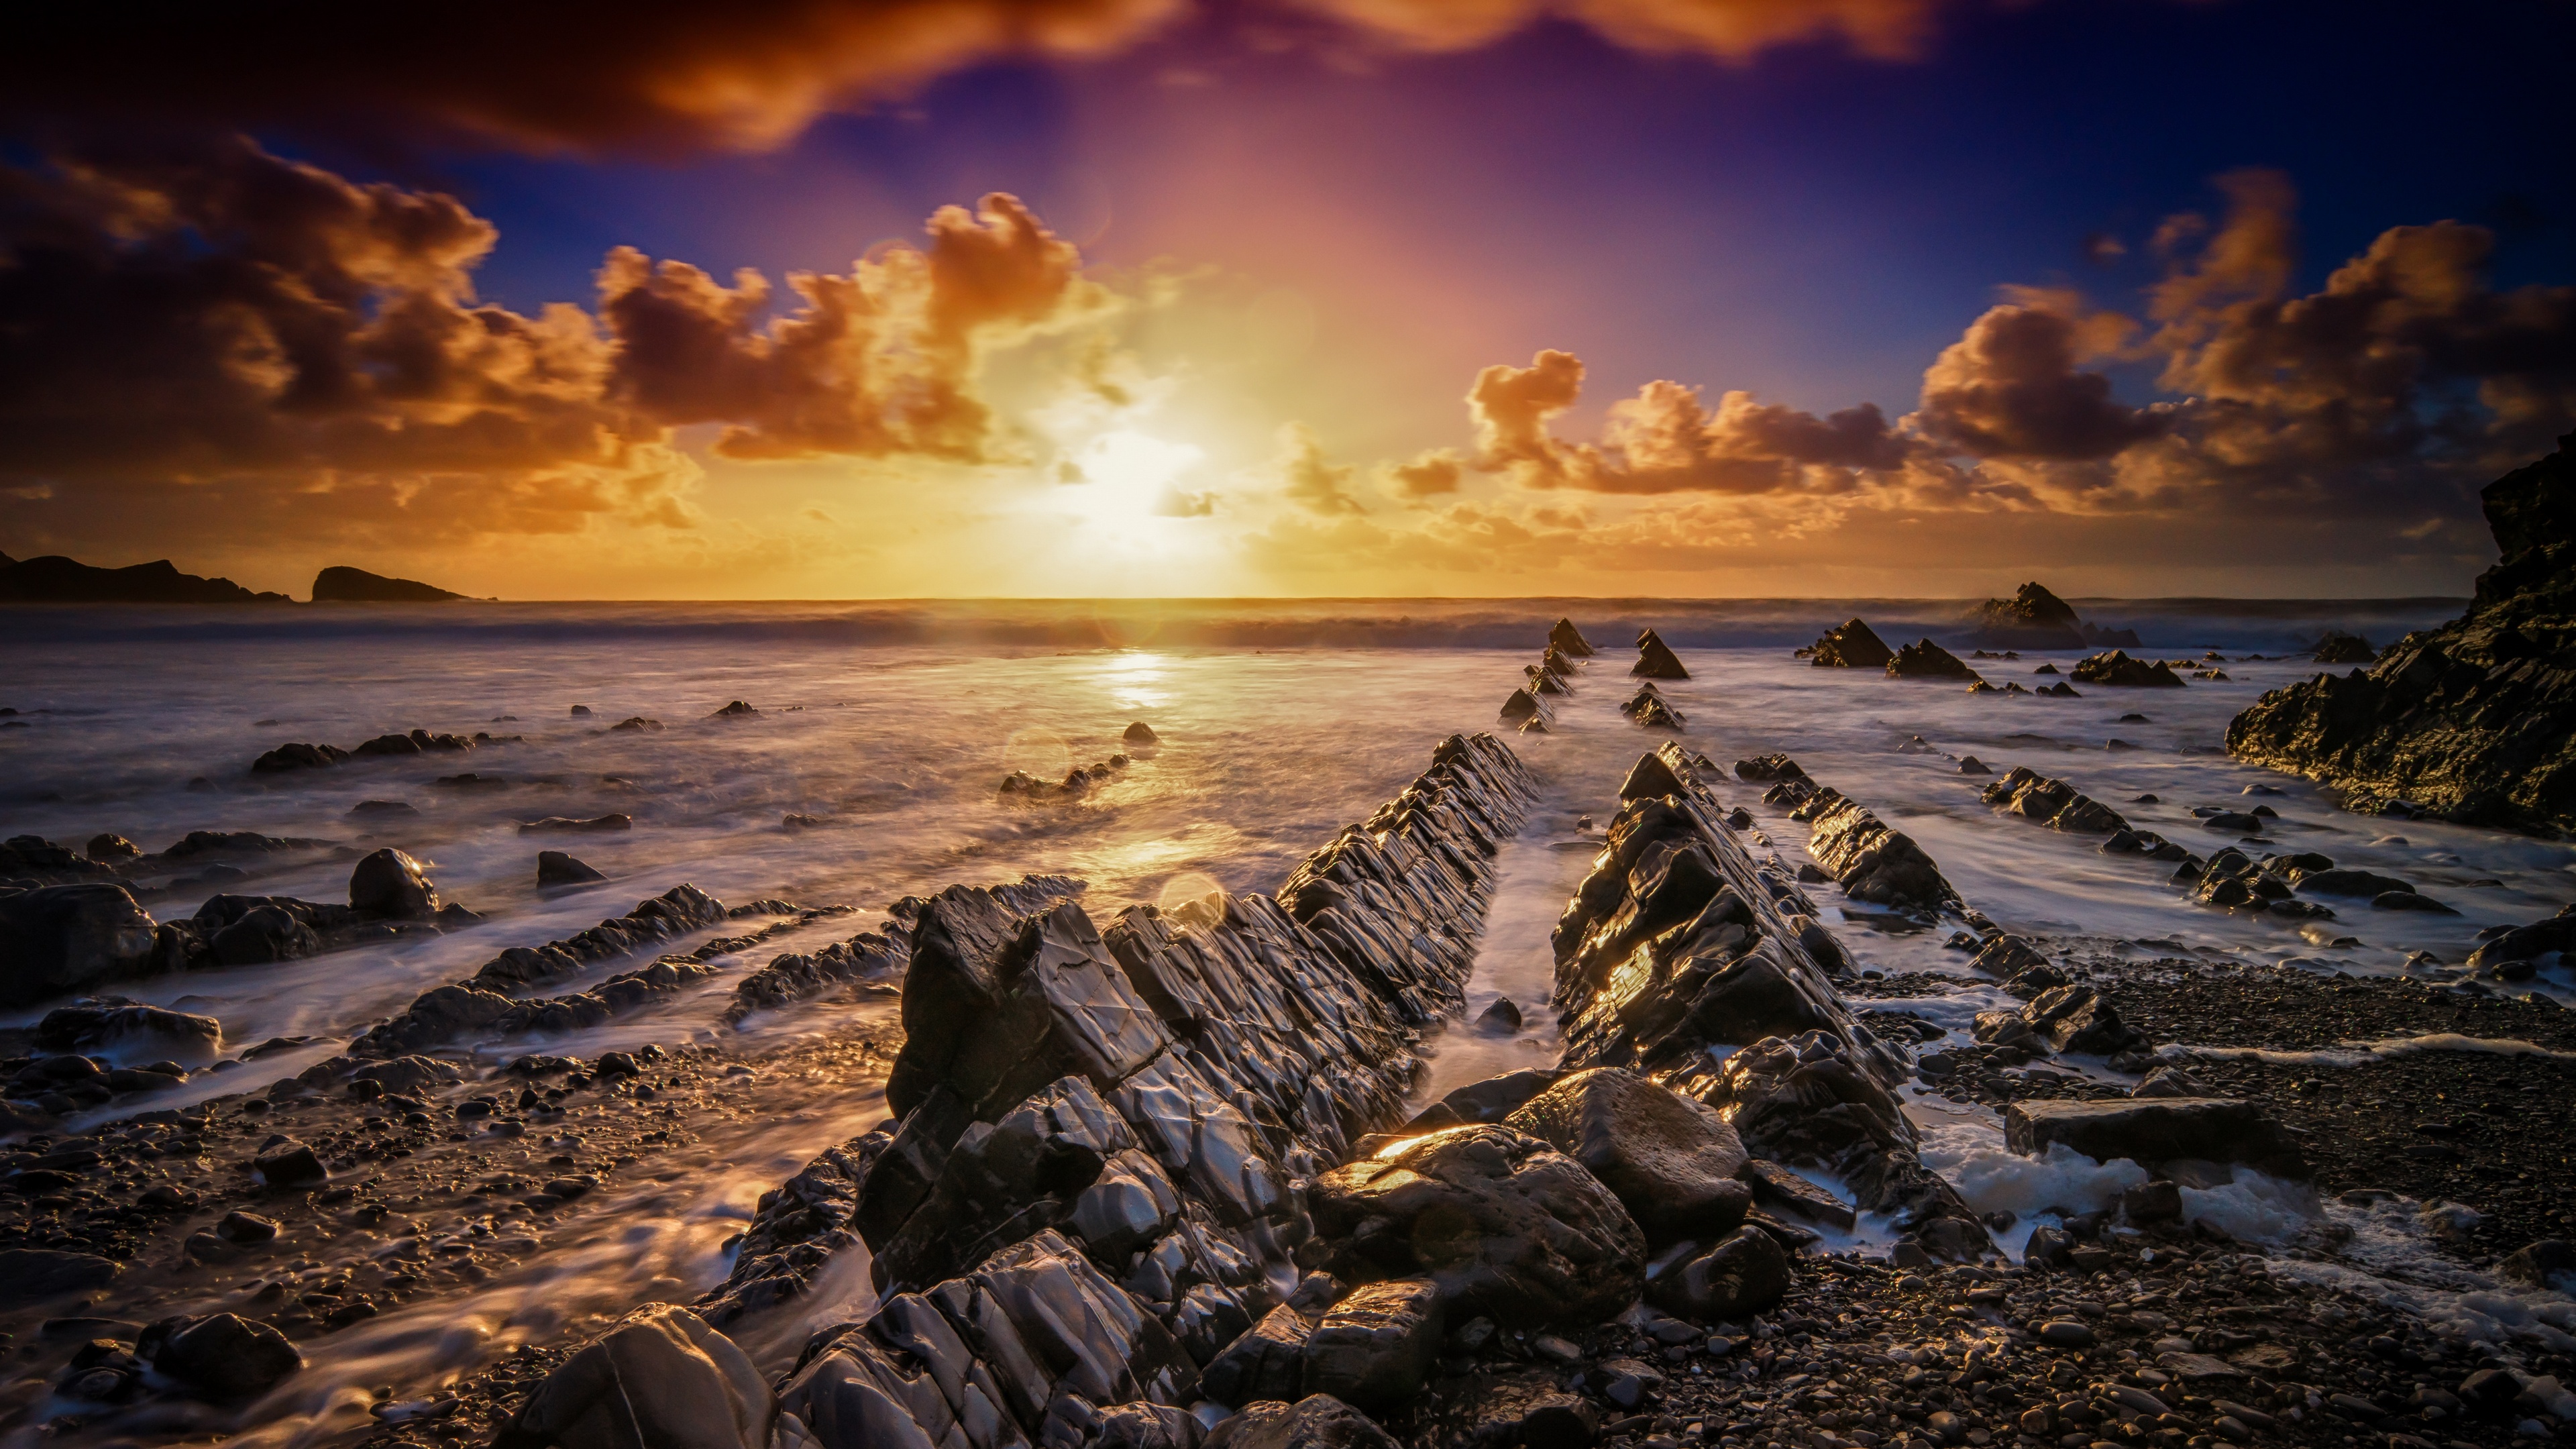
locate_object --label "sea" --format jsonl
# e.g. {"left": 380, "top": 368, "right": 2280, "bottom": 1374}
{"left": 5, "top": 596, "right": 2572, "bottom": 1443}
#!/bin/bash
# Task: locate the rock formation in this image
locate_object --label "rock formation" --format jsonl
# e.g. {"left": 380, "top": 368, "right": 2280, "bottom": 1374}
{"left": 1632, "top": 630, "right": 1689, "bottom": 680}
{"left": 1886, "top": 639, "right": 1978, "bottom": 680}
{"left": 1801, "top": 618, "right": 1893, "bottom": 669}
{"left": 1548, "top": 619, "right": 1596, "bottom": 657}
{"left": 1744, "top": 757, "right": 1963, "bottom": 918}
{"left": 309, "top": 566, "right": 468, "bottom": 602}
{"left": 2228, "top": 431, "right": 2576, "bottom": 836}
{"left": 1962, "top": 582, "right": 2141, "bottom": 651}
{"left": 2071, "top": 650, "right": 2186, "bottom": 688}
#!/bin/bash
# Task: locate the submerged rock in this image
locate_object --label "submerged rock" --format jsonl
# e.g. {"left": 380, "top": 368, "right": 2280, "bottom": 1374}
{"left": 1633, "top": 631, "right": 1689, "bottom": 680}
{"left": 1964, "top": 582, "right": 2089, "bottom": 651}
{"left": 537, "top": 851, "right": 608, "bottom": 887}
{"left": 1805, "top": 618, "right": 1894, "bottom": 669}
{"left": 348, "top": 847, "right": 441, "bottom": 919}
{"left": 1549, "top": 619, "right": 1597, "bottom": 657}
{"left": 1886, "top": 639, "right": 1978, "bottom": 680}
{"left": 2072, "top": 650, "right": 2187, "bottom": 688}
{"left": 1980, "top": 766, "right": 2134, "bottom": 835}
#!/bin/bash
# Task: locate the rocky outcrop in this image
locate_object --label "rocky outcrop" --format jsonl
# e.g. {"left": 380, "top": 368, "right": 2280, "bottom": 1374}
{"left": 1548, "top": 743, "right": 1982, "bottom": 1259}
{"left": 0, "top": 553, "right": 289, "bottom": 603}
{"left": 1977, "top": 767, "right": 2165, "bottom": 849}
{"left": 1632, "top": 631, "right": 1688, "bottom": 681}
{"left": 1746, "top": 759, "right": 1962, "bottom": 916}
{"left": 310, "top": 565, "right": 468, "bottom": 602}
{"left": 249, "top": 724, "right": 509, "bottom": 774}
{"left": 0, "top": 883, "right": 160, "bottom": 1007}
{"left": 495, "top": 1303, "right": 767, "bottom": 1449}
{"left": 1548, "top": 619, "right": 1596, "bottom": 657}
{"left": 1617, "top": 684, "right": 1683, "bottom": 731}
{"left": 1961, "top": 582, "right": 2141, "bottom": 652}
{"left": 536, "top": 850, "right": 606, "bottom": 886}
{"left": 2311, "top": 631, "right": 2376, "bottom": 665}
{"left": 1002, "top": 755, "right": 1133, "bottom": 801}
{"left": 1801, "top": 618, "right": 1893, "bottom": 669}
{"left": 722, "top": 877, "right": 1079, "bottom": 1025}
{"left": 2071, "top": 651, "right": 2186, "bottom": 688}
{"left": 1886, "top": 640, "right": 1978, "bottom": 681}
{"left": 700, "top": 733, "right": 1534, "bottom": 1354}
{"left": 2228, "top": 434, "right": 2576, "bottom": 836}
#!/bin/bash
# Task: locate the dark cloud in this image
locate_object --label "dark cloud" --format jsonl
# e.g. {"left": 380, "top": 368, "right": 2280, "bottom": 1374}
{"left": 1915, "top": 298, "right": 2169, "bottom": 460}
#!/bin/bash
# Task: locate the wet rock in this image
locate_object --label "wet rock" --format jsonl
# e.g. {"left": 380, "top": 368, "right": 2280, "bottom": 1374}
{"left": 711, "top": 700, "right": 760, "bottom": 717}
{"left": 1980, "top": 766, "right": 2132, "bottom": 835}
{"left": 1302, "top": 1278, "right": 1444, "bottom": 1413}
{"left": 1126, "top": 721, "right": 1163, "bottom": 749}
{"left": 1643, "top": 1223, "right": 1789, "bottom": 1319}
{"left": 252, "top": 1136, "right": 328, "bottom": 1189}
{"left": 1476, "top": 997, "right": 1523, "bottom": 1035}
{"left": 1206, "top": 1300, "right": 1326, "bottom": 1407}
{"left": 217, "top": 1209, "right": 280, "bottom": 1243}
{"left": 2072, "top": 650, "right": 2187, "bottom": 687}
{"left": 495, "top": 1303, "right": 769, "bottom": 1449}
{"left": 1957, "top": 755, "right": 1989, "bottom": 774}
{"left": 1966, "top": 583, "right": 2118, "bottom": 651}
{"left": 537, "top": 850, "right": 608, "bottom": 886}
{"left": 349, "top": 847, "right": 442, "bottom": 919}
{"left": 1550, "top": 619, "right": 1597, "bottom": 657}
{"left": 1503, "top": 1067, "right": 1752, "bottom": 1244}
{"left": 86, "top": 833, "right": 142, "bottom": 863}
{"left": 1887, "top": 639, "right": 1978, "bottom": 680}
{"left": 2004, "top": 1097, "right": 2310, "bottom": 1179}
{"left": 520, "top": 814, "right": 633, "bottom": 834}
{"left": 2374, "top": 890, "right": 2459, "bottom": 913}
{"left": 1620, "top": 687, "right": 1686, "bottom": 730}
{"left": 1204, "top": 1395, "right": 1399, "bottom": 1449}
{"left": 1806, "top": 618, "right": 1894, "bottom": 669}
{"left": 2467, "top": 906, "right": 2576, "bottom": 977}
{"left": 250, "top": 741, "right": 352, "bottom": 773}
{"left": 2228, "top": 433, "right": 2576, "bottom": 835}
{"left": 1500, "top": 688, "right": 1556, "bottom": 730}
{"left": 1308, "top": 1125, "right": 1646, "bottom": 1328}
{"left": 1798, "top": 786, "right": 1962, "bottom": 912}
{"left": 136, "top": 1312, "right": 303, "bottom": 1399}
{"left": 610, "top": 716, "right": 664, "bottom": 731}
{"left": 2502, "top": 1240, "right": 2576, "bottom": 1287}
{"left": 349, "top": 798, "right": 419, "bottom": 817}
{"left": 204, "top": 900, "right": 325, "bottom": 965}
{"left": 0, "top": 882, "right": 159, "bottom": 1006}
{"left": 2312, "top": 631, "right": 2377, "bottom": 664}
{"left": 1969, "top": 933, "right": 2048, "bottom": 978}
{"left": 35, "top": 1001, "right": 221, "bottom": 1060}
{"left": 2292, "top": 866, "right": 2415, "bottom": 898}
{"left": 2131, "top": 1065, "right": 2210, "bottom": 1099}
{"left": 2019, "top": 983, "right": 2145, "bottom": 1055}
{"left": 0, "top": 1248, "right": 123, "bottom": 1295}
{"left": 1731, "top": 754, "right": 1806, "bottom": 783}
{"left": 1633, "top": 631, "right": 1689, "bottom": 680}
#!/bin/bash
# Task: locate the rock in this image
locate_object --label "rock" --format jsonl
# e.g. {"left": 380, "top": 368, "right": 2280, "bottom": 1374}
{"left": 519, "top": 814, "right": 633, "bottom": 834}
{"left": 1550, "top": 619, "right": 1597, "bottom": 657}
{"left": 537, "top": 851, "right": 608, "bottom": 886}
{"left": 2228, "top": 433, "right": 2576, "bottom": 836}
{"left": 1980, "top": 766, "right": 2133, "bottom": 835}
{"left": 2020, "top": 984, "right": 2143, "bottom": 1055}
{"left": 1499, "top": 688, "right": 1555, "bottom": 729}
{"left": 2004, "top": 1098, "right": 2310, "bottom": 1179}
{"left": 311, "top": 565, "right": 467, "bottom": 602}
{"left": 2292, "top": 867, "right": 2416, "bottom": 897}
{"left": 1206, "top": 1301, "right": 1324, "bottom": 1407}
{"left": 250, "top": 740, "right": 352, "bottom": 773}
{"left": 1308, "top": 1125, "right": 1646, "bottom": 1328}
{"left": 349, "top": 847, "right": 441, "bottom": 919}
{"left": 1957, "top": 756, "right": 1990, "bottom": 774}
{"left": 610, "top": 716, "right": 665, "bottom": 732}
{"left": 1125, "top": 721, "right": 1162, "bottom": 749}
{"left": 136, "top": 1313, "right": 303, "bottom": 1399}
{"left": 0, "top": 1248, "right": 123, "bottom": 1295}
{"left": 35, "top": 1002, "right": 221, "bottom": 1061}
{"left": 2311, "top": 631, "right": 2376, "bottom": 664}
{"left": 1741, "top": 1159, "right": 1856, "bottom": 1230}
{"left": 2500, "top": 1240, "right": 2576, "bottom": 1288}
{"left": 1887, "top": 639, "right": 1979, "bottom": 680}
{"left": 1302, "top": 1278, "right": 1444, "bottom": 1413}
{"left": 710, "top": 700, "right": 759, "bottom": 717}
{"left": 1807, "top": 619, "right": 1895, "bottom": 669}
{"left": 1502, "top": 1067, "right": 1752, "bottom": 1244}
{"left": 348, "top": 798, "right": 418, "bottom": 816}
{"left": 1796, "top": 784, "right": 1962, "bottom": 913}
{"left": 1205, "top": 1395, "right": 1399, "bottom": 1449}
{"left": 0, "top": 883, "right": 160, "bottom": 1007}
{"left": 252, "top": 1137, "right": 328, "bottom": 1189}
{"left": 2375, "top": 890, "right": 2459, "bottom": 914}
{"left": 495, "top": 1303, "right": 769, "bottom": 1449}
{"left": 2037, "top": 1320, "right": 2098, "bottom": 1348}
{"left": 1644, "top": 1224, "right": 1790, "bottom": 1319}
{"left": 1476, "top": 997, "right": 1523, "bottom": 1035}
{"left": 571, "top": 704, "right": 594, "bottom": 717}
{"left": 1633, "top": 631, "right": 1690, "bottom": 680}
{"left": 1964, "top": 583, "right": 2104, "bottom": 651}
{"left": 85, "top": 833, "right": 142, "bottom": 863}
{"left": 217, "top": 1210, "right": 280, "bottom": 1243}
{"left": 2072, "top": 650, "right": 2188, "bottom": 687}
{"left": 2131, "top": 1065, "right": 2210, "bottom": 1099}
{"left": 1970, "top": 933, "right": 2049, "bottom": 978}
{"left": 2121, "top": 1179, "right": 2183, "bottom": 1222}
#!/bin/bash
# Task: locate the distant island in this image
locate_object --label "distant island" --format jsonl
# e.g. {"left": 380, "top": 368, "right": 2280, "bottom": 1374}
{"left": 0, "top": 552, "right": 474, "bottom": 603}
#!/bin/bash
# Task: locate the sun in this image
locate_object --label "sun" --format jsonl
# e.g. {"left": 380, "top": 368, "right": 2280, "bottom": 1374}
{"left": 1061, "top": 429, "right": 1208, "bottom": 523}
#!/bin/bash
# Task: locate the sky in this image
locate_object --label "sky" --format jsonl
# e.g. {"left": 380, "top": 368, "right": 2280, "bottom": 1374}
{"left": 0, "top": 0, "right": 2570, "bottom": 600}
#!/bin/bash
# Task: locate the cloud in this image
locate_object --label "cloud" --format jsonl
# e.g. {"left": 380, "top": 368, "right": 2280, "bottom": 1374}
{"left": 1913, "top": 292, "right": 2169, "bottom": 460}
{"left": 1380, "top": 447, "right": 1465, "bottom": 499}
{"left": 0, "top": 136, "right": 1128, "bottom": 558}
{"left": 1258, "top": 421, "right": 1369, "bottom": 513}
{"left": 1283, "top": 0, "right": 1941, "bottom": 62}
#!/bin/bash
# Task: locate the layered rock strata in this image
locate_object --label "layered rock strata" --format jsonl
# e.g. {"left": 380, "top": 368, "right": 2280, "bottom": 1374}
{"left": 2227, "top": 432, "right": 2575, "bottom": 837}
{"left": 1733, "top": 756, "right": 1963, "bottom": 917}
{"left": 696, "top": 733, "right": 1538, "bottom": 1393}
{"left": 1549, "top": 743, "right": 1985, "bottom": 1260}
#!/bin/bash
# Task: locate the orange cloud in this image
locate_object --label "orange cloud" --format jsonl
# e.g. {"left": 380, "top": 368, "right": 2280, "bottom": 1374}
{"left": 1291, "top": 0, "right": 1941, "bottom": 61}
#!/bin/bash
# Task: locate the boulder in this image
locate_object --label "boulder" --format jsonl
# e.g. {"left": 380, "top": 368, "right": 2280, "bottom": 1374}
{"left": 0, "top": 1248, "right": 123, "bottom": 1296}
{"left": 1499, "top": 688, "right": 1555, "bottom": 729}
{"left": 207, "top": 902, "right": 323, "bottom": 966}
{"left": 1502, "top": 1067, "right": 1752, "bottom": 1244}
{"left": 348, "top": 847, "right": 441, "bottom": 919}
{"left": 1887, "top": 640, "right": 1978, "bottom": 680}
{"left": 1301, "top": 1279, "right": 1443, "bottom": 1413}
{"left": 2311, "top": 632, "right": 2376, "bottom": 665}
{"left": 2072, "top": 651, "right": 2187, "bottom": 688}
{"left": 1475, "top": 997, "right": 1523, "bottom": 1035}
{"left": 1549, "top": 619, "right": 1597, "bottom": 657}
{"left": 2003, "top": 1098, "right": 2310, "bottom": 1179}
{"left": 2500, "top": 1240, "right": 2576, "bottom": 1289}
{"left": 136, "top": 1313, "right": 302, "bottom": 1399}
{"left": 1964, "top": 583, "right": 2090, "bottom": 651}
{"left": 253, "top": 1137, "right": 328, "bottom": 1189}
{"left": 711, "top": 700, "right": 760, "bottom": 717}
{"left": 1643, "top": 1224, "right": 1790, "bottom": 1320}
{"left": 1633, "top": 632, "right": 1690, "bottom": 680}
{"left": 1205, "top": 1301, "right": 1324, "bottom": 1407}
{"left": 86, "top": 833, "right": 142, "bottom": 863}
{"left": 495, "top": 1303, "right": 769, "bottom": 1449}
{"left": 2466, "top": 907, "right": 2576, "bottom": 975}
{"left": 0, "top": 883, "right": 160, "bottom": 1006}
{"left": 1124, "top": 721, "right": 1162, "bottom": 749}
{"left": 538, "top": 851, "right": 608, "bottom": 886}
{"left": 2019, "top": 984, "right": 2143, "bottom": 1055}
{"left": 1799, "top": 790, "right": 1959, "bottom": 912}
{"left": 1805, "top": 618, "right": 1894, "bottom": 669}
{"left": 1204, "top": 1396, "right": 1399, "bottom": 1449}
{"left": 2292, "top": 867, "right": 2416, "bottom": 898}
{"left": 1971, "top": 934, "right": 2049, "bottom": 978}
{"left": 1307, "top": 1125, "right": 1646, "bottom": 1328}
{"left": 34, "top": 1002, "right": 221, "bottom": 1062}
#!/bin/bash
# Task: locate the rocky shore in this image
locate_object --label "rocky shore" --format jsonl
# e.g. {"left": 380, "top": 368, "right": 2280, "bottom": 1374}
{"left": 2228, "top": 433, "right": 2575, "bottom": 837}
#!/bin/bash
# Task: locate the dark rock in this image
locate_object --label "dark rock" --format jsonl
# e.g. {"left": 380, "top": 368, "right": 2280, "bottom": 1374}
{"left": 348, "top": 798, "right": 418, "bottom": 816}
{"left": 1633, "top": 631, "right": 1689, "bottom": 680}
{"left": 86, "top": 833, "right": 142, "bottom": 863}
{"left": 2072, "top": 649, "right": 2187, "bottom": 687}
{"left": 2311, "top": 631, "right": 2377, "bottom": 665}
{"left": 1503, "top": 1067, "right": 1752, "bottom": 1244}
{"left": 1741, "top": 1159, "right": 1855, "bottom": 1230}
{"left": 1981, "top": 765, "right": 2132, "bottom": 835}
{"left": 1303, "top": 1278, "right": 1444, "bottom": 1413}
{"left": 311, "top": 565, "right": 467, "bottom": 602}
{"left": 1731, "top": 753, "right": 1806, "bottom": 783}
{"left": 571, "top": 704, "right": 594, "bottom": 717}
{"left": 1887, "top": 639, "right": 1979, "bottom": 680}
{"left": 1550, "top": 619, "right": 1597, "bottom": 657}
{"left": 0, "top": 883, "right": 160, "bottom": 1007}
{"left": 519, "top": 814, "right": 633, "bottom": 834}
{"left": 1206, "top": 1301, "right": 1323, "bottom": 1407}
{"left": 2228, "top": 433, "right": 2576, "bottom": 836}
{"left": 250, "top": 741, "right": 352, "bottom": 773}
{"left": 2374, "top": 890, "right": 2459, "bottom": 913}
{"left": 35, "top": 1002, "right": 221, "bottom": 1060}
{"left": 0, "top": 553, "right": 286, "bottom": 603}
{"left": 710, "top": 700, "right": 759, "bottom": 717}
{"left": 1475, "top": 997, "right": 1523, "bottom": 1035}
{"left": 352, "top": 732, "right": 425, "bottom": 757}
{"left": 252, "top": 1137, "right": 327, "bottom": 1189}
{"left": 2019, "top": 983, "right": 2143, "bottom": 1055}
{"left": 1643, "top": 1224, "right": 1790, "bottom": 1319}
{"left": 1957, "top": 756, "right": 1989, "bottom": 774}
{"left": 207, "top": 902, "right": 323, "bottom": 966}
{"left": 1801, "top": 786, "right": 1961, "bottom": 912}
{"left": 1125, "top": 721, "right": 1163, "bottom": 748}
{"left": 349, "top": 847, "right": 441, "bottom": 919}
{"left": 2004, "top": 1098, "right": 2310, "bottom": 1179}
{"left": 1308, "top": 1125, "right": 1646, "bottom": 1328}
{"left": 0, "top": 1248, "right": 123, "bottom": 1295}
{"left": 1964, "top": 582, "right": 2103, "bottom": 651}
{"left": 1205, "top": 1395, "right": 1399, "bottom": 1449}
{"left": 1499, "top": 688, "right": 1554, "bottom": 730}
{"left": 1807, "top": 618, "right": 1895, "bottom": 669}
{"left": 217, "top": 1210, "right": 280, "bottom": 1243}
{"left": 494, "top": 1303, "right": 768, "bottom": 1449}
{"left": 537, "top": 851, "right": 608, "bottom": 887}
{"left": 610, "top": 716, "right": 665, "bottom": 732}
{"left": 136, "top": 1313, "right": 303, "bottom": 1398}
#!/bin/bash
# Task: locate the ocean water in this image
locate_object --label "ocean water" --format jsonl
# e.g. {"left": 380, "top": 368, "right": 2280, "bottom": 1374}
{"left": 6, "top": 597, "right": 2574, "bottom": 1441}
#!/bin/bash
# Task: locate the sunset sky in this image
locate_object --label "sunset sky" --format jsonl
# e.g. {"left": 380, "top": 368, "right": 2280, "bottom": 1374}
{"left": 2, "top": 0, "right": 2571, "bottom": 600}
